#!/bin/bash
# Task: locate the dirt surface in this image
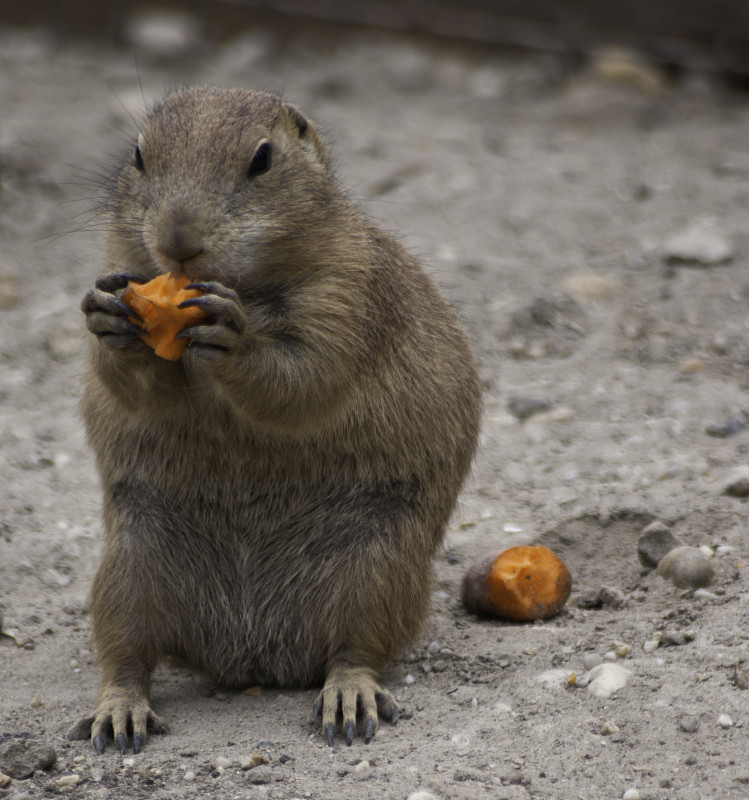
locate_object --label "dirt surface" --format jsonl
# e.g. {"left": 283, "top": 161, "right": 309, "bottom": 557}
{"left": 1, "top": 15, "right": 749, "bottom": 800}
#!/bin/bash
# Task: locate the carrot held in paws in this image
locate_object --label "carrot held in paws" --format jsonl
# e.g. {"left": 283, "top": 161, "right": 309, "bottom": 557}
{"left": 121, "top": 273, "right": 208, "bottom": 360}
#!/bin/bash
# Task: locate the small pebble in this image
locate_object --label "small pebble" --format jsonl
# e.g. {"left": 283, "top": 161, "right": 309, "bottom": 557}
{"left": 732, "top": 662, "right": 748, "bottom": 690}
{"left": 679, "top": 357, "right": 705, "bottom": 374}
{"left": 600, "top": 720, "right": 620, "bottom": 735}
{"left": 575, "top": 585, "right": 626, "bottom": 609}
{"left": 56, "top": 775, "right": 80, "bottom": 787}
{"left": 29, "top": 697, "right": 42, "bottom": 709}
{"left": 722, "top": 467, "right": 749, "bottom": 497}
{"left": 572, "top": 671, "right": 590, "bottom": 688}
{"left": 354, "top": 761, "right": 371, "bottom": 775}
{"left": 679, "top": 715, "right": 700, "bottom": 733}
{"left": 662, "top": 216, "right": 734, "bottom": 265}
{"left": 717, "top": 713, "right": 733, "bottom": 729}
{"left": 213, "top": 756, "right": 232, "bottom": 769}
{"left": 0, "top": 772, "right": 10, "bottom": 789}
{"left": 637, "top": 521, "right": 682, "bottom": 568}
{"left": 406, "top": 793, "right": 437, "bottom": 800}
{"left": 643, "top": 637, "right": 661, "bottom": 653}
{"left": 507, "top": 395, "right": 552, "bottom": 421}
{"left": 183, "top": 771, "right": 195, "bottom": 781}
{"left": 404, "top": 674, "right": 415, "bottom": 685}
{"left": 657, "top": 546, "right": 715, "bottom": 590}
{"left": 622, "top": 788, "right": 641, "bottom": 800}
{"left": 693, "top": 589, "right": 718, "bottom": 602}
{"left": 582, "top": 653, "right": 603, "bottom": 671}
{"left": 587, "top": 663, "right": 632, "bottom": 698}
{"left": 661, "top": 629, "right": 695, "bottom": 647}
{"left": 705, "top": 417, "right": 746, "bottom": 438}
{"left": 563, "top": 271, "right": 618, "bottom": 303}
{"left": 614, "top": 642, "right": 632, "bottom": 658}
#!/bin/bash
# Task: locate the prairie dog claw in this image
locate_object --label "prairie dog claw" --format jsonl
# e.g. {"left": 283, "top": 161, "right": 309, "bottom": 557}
{"left": 313, "top": 664, "right": 398, "bottom": 746}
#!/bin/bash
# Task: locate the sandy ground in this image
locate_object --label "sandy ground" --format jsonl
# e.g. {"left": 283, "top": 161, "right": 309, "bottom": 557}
{"left": 1, "top": 14, "right": 749, "bottom": 800}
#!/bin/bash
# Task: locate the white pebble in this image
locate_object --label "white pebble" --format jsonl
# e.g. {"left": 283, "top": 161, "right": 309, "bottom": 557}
{"left": 404, "top": 673, "right": 415, "bottom": 685}
{"left": 56, "top": 775, "right": 80, "bottom": 787}
{"left": 587, "top": 663, "right": 632, "bottom": 698}
{"left": 407, "top": 793, "right": 437, "bottom": 800}
{"left": 694, "top": 589, "right": 718, "bottom": 602}
{"left": 622, "top": 789, "right": 640, "bottom": 800}
{"left": 122, "top": 758, "right": 135, "bottom": 767}
{"left": 213, "top": 756, "right": 232, "bottom": 769}
{"left": 662, "top": 216, "right": 734, "bottom": 264}
{"left": 717, "top": 713, "right": 733, "bottom": 729}
{"left": 354, "top": 760, "right": 371, "bottom": 775}
{"left": 582, "top": 653, "right": 603, "bottom": 670}
{"left": 643, "top": 638, "right": 660, "bottom": 653}
{"left": 573, "top": 671, "right": 590, "bottom": 688}
{"left": 183, "top": 771, "right": 195, "bottom": 781}
{"left": 604, "top": 651, "right": 616, "bottom": 661}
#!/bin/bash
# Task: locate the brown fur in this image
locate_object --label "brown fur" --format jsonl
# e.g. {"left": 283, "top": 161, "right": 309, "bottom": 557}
{"left": 73, "top": 87, "right": 481, "bottom": 751}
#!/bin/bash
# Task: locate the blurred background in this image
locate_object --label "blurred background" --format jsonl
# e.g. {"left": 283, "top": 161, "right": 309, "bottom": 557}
{"left": 4, "top": 0, "right": 749, "bottom": 75}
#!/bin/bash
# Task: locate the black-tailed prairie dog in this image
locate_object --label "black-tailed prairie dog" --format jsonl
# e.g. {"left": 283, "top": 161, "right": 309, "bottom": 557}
{"left": 72, "top": 87, "right": 481, "bottom": 752}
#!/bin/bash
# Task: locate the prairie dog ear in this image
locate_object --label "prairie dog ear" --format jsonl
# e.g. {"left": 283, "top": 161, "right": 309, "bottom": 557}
{"left": 281, "top": 103, "right": 327, "bottom": 163}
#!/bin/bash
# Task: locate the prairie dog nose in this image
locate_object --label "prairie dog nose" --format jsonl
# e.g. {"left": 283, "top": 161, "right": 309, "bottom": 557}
{"left": 155, "top": 207, "right": 205, "bottom": 263}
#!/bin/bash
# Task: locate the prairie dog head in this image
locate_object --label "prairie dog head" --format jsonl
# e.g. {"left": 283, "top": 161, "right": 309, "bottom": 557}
{"left": 105, "top": 88, "right": 338, "bottom": 286}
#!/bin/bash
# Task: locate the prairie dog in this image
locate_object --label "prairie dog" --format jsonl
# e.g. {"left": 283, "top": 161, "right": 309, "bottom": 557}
{"left": 73, "top": 87, "right": 481, "bottom": 752}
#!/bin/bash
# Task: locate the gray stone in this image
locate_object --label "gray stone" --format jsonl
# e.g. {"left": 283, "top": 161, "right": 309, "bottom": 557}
{"left": 637, "top": 521, "right": 682, "bottom": 568}
{"left": 246, "top": 765, "right": 273, "bottom": 785}
{"left": 678, "top": 715, "right": 700, "bottom": 733}
{"left": 507, "top": 395, "right": 552, "bottom": 421}
{"left": 657, "top": 547, "right": 715, "bottom": 590}
{"left": 0, "top": 736, "right": 57, "bottom": 779}
{"left": 576, "top": 585, "right": 626, "bottom": 609}
{"left": 722, "top": 467, "right": 749, "bottom": 498}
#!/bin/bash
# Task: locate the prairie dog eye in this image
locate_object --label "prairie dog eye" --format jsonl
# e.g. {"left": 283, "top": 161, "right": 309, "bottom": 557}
{"left": 248, "top": 141, "right": 272, "bottom": 178}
